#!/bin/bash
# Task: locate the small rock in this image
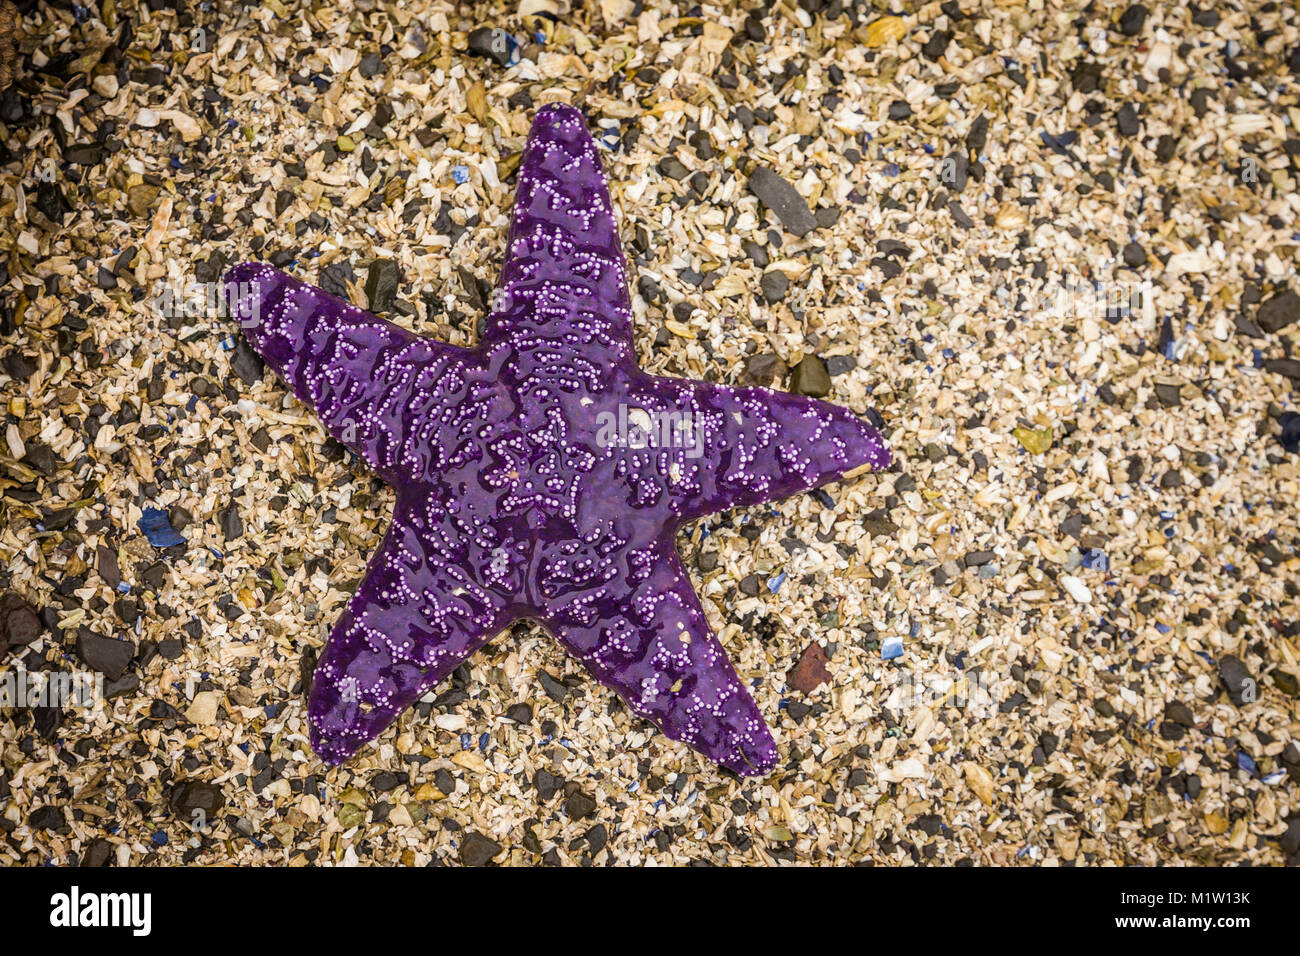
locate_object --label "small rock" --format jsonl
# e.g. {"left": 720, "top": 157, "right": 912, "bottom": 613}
{"left": 1257, "top": 290, "right": 1300, "bottom": 334}
{"left": 747, "top": 166, "right": 817, "bottom": 237}
{"left": 1118, "top": 4, "right": 1149, "bottom": 36}
{"left": 759, "top": 269, "right": 788, "bottom": 303}
{"left": 658, "top": 156, "right": 691, "bottom": 181}
{"left": 742, "top": 353, "right": 787, "bottom": 387}
{"left": 921, "top": 29, "right": 950, "bottom": 61}
{"left": 75, "top": 629, "right": 135, "bottom": 680}
{"left": 219, "top": 502, "right": 243, "bottom": 540}
{"left": 1264, "top": 358, "right": 1300, "bottom": 381}
{"left": 467, "top": 27, "right": 512, "bottom": 68}
{"left": 29, "top": 805, "right": 65, "bottom": 831}
{"left": 459, "top": 830, "right": 503, "bottom": 865}
{"left": 168, "top": 780, "right": 225, "bottom": 820}
{"left": 1278, "top": 412, "right": 1300, "bottom": 454}
{"left": 565, "top": 790, "right": 597, "bottom": 819}
{"left": 1122, "top": 241, "right": 1147, "bottom": 267}
{"left": 1154, "top": 383, "right": 1182, "bottom": 407}
{"left": 788, "top": 643, "right": 831, "bottom": 694}
{"left": 127, "top": 183, "right": 159, "bottom": 219}
{"left": 80, "top": 838, "right": 113, "bottom": 867}
{"left": 505, "top": 702, "right": 532, "bottom": 723}
{"left": 1165, "top": 701, "right": 1196, "bottom": 727}
{"left": 230, "top": 337, "right": 266, "bottom": 385}
{"left": 1218, "top": 655, "right": 1256, "bottom": 706}
{"left": 365, "top": 259, "right": 401, "bottom": 313}
{"left": 0, "top": 592, "right": 43, "bottom": 657}
{"left": 789, "top": 355, "right": 831, "bottom": 397}
{"left": 1117, "top": 103, "right": 1140, "bottom": 137}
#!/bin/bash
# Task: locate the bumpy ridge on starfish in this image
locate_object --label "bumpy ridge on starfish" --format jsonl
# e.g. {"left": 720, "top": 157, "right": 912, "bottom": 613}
{"left": 225, "top": 102, "right": 891, "bottom": 776}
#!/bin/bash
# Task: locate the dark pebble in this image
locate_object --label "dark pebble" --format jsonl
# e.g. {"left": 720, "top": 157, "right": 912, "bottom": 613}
{"left": 1117, "top": 103, "right": 1140, "bottom": 137}
{"left": 742, "top": 239, "right": 769, "bottom": 268}
{"left": 565, "top": 790, "right": 597, "bottom": 819}
{"left": 505, "top": 702, "right": 532, "bottom": 723}
{"left": 747, "top": 166, "right": 817, "bottom": 237}
{"left": 0, "top": 592, "right": 44, "bottom": 657}
{"left": 825, "top": 355, "right": 856, "bottom": 376}
{"left": 789, "top": 354, "right": 831, "bottom": 397}
{"left": 230, "top": 337, "right": 265, "bottom": 385}
{"left": 29, "top": 805, "right": 65, "bottom": 831}
{"left": 1278, "top": 412, "right": 1300, "bottom": 454}
{"left": 1154, "top": 383, "right": 1182, "bottom": 407}
{"left": 742, "top": 353, "right": 787, "bottom": 387}
{"left": 459, "top": 830, "right": 503, "bottom": 865}
{"left": 1118, "top": 4, "right": 1149, "bottom": 36}
{"left": 1257, "top": 290, "right": 1300, "bottom": 334}
{"left": 75, "top": 628, "right": 135, "bottom": 680}
{"left": 1264, "top": 358, "right": 1300, "bottom": 381}
{"left": 1122, "top": 242, "right": 1147, "bottom": 267}
{"left": 466, "top": 27, "right": 512, "bottom": 68}
{"left": 760, "top": 269, "right": 788, "bottom": 303}
{"left": 658, "top": 156, "right": 691, "bottom": 181}
{"left": 219, "top": 502, "right": 243, "bottom": 540}
{"left": 921, "top": 29, "right": 950, "bottom": 61}
{"left": 168, "top": 780, "right": 224, "bottom": 819}
{"left": 1218, "top": 655, "right": 1255, "bottom": 705}
{"left": 365, "top": 259, "right": 401, "bottom": 313}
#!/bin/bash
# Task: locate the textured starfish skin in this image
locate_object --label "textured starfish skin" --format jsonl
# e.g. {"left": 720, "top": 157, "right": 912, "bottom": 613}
{"left": 224, "top": 104, "right": 890, "bottom": 775}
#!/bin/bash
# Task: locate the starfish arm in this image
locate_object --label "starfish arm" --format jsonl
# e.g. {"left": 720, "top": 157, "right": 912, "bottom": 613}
{"left": 308, "top": 501, "right": 513, "bottom": 764}
{"left": 542, "top": 544, "right": 777, "bottom": 776}
{"left": 223, "top": 262, "right": 477, "bottom": 479}
{"left": 629, "top": 376, "right": 892, "bottom": 521}
{"left": 485, "top": 103, "right": 635, "bottom": 380}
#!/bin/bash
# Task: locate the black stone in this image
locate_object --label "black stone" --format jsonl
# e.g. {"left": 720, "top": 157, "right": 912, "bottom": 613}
{"left": 790, "top": 355, "right": 830, "bottom": 397}
{"left": 219, "top": 503, "right": 243, "bottom": 540}
{"left": 747, "top": 166, "right": 817, "bottom": 237}
{"left": 1264, "top": 358, "right": 1300, "bottom": 381}
{"left": 1118, "top": 4, "right": 1149, "bottom": 37}
{"left": 75, "top": 629, "right": 135, "bottom": 680}
{"left": 565, "top": 790, "right": 597, "bottom": 819}
{"left": 760, "top": 269, "right": 788, "bottom": 303}
{"left": 230, "top": 337, "right": 265, "bottom": 385}
{"left": 1257, "top": 291, "right": 1300, "bottom": 334}
{"left": 1218, "top": 655, "right": 1255, "bottom": 705}
{"left": 168, "top": 780, "right": 225, "bottom": 820}
{"left": 365, "top": 259, "right": 401, "bottom": 313}
{"left": 459, "top": 830, "right": 503, "bottom": 865}
{"left": 467, "top": 27, "right": 512, "bottom": 68}
{"left": 29, "top": 805, "right": 65, "bottom": 831}
{"left": 1122, "top": 242, "right": 1147, "bottom": 267}
{"left": 1117, "top": 103, "right": 1140, "bottom": 137}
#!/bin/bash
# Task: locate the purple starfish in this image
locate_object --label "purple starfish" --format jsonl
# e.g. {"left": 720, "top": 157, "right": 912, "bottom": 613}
{"left": 223, "top": 104, "right": 890, "bottom": 775}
